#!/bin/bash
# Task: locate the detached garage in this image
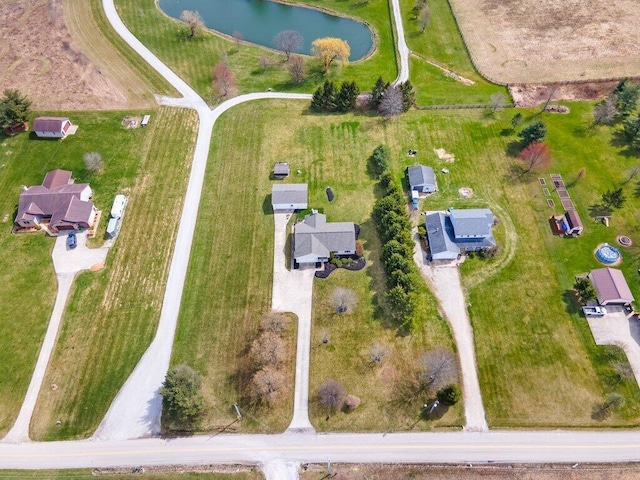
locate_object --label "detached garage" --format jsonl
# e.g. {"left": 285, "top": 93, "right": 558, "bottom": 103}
{"left": 272, "top": 183, "right": 308, "bottom": 211}
{"left": 33, "top": 117, "right": 73, "bottom": 138}
{"left": 588, "top": 267, "right": 635, "bottom": 306}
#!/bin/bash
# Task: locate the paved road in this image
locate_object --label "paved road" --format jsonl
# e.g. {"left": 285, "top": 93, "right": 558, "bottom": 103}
{"left": 3, "top": 233, "right": 109, "bottom": 443}
{"left": 413, "top": 231, "right": 488, "bottom": 432}
{"left": 3, "top": 430, "right": 640, "bottom": 469}
{"left": 271, "top": 213, "right": 316, "bottom": 434}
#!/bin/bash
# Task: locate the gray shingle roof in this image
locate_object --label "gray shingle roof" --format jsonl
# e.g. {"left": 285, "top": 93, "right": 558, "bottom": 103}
{"left": 449, "top": 209, "right": 493, "bottom": 238}
{"left": 272, "top": 183, "right": 308, "bottom": 205}
{"left": 33, "top": 117, "right": 69, "bottom": 133}
{"left": 294, "top": 213, "right": 355, "bottom": 260}
{"left": 425, "top": 212, "right": 459, "bottom": 259}
{"left": 274, "top": 163, "right": 290, "bottom": 175}
{"left": 407, "top": 165, "right": 436, "bottom": 189}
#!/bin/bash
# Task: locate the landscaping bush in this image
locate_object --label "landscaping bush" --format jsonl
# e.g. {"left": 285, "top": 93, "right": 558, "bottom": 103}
{"left": 355, "top": 241, "right": 364, "bottom": 258}
{"left": 437, "top": 384, "right": 461, "bottom": 406}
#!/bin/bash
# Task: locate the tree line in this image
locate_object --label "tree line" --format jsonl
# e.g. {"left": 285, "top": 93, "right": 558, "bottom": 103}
{"left": 369, "top": 146, "right": 423, "bottom": 331}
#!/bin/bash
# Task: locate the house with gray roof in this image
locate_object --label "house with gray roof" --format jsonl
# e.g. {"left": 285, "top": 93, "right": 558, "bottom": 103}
{"left": 294, "top": 212, "right": 356, "bottom": 265}
{"left": 407, "top": 165, "right": 437, "bottom": 193}
{"left": 588, "top": 268, "right": 635, "bottom": 306}
{"left": 425, "top": 208, "right": 496, "bottom": 260}
{"left": 272, "top": 183, "right": 308, "bottom": 211}
{"left": 15, "top": 169, "right": 96, "bottom": 234}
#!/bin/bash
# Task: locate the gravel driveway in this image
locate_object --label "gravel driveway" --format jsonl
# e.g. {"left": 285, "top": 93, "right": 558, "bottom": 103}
{"left": 413, "top": 232, "right": 488, "bottom": 432}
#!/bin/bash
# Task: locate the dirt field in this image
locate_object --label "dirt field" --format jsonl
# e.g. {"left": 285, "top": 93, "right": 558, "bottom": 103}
{"left": 0, "top": 0, "right": 155, "bottom": 110}
{"left": 448, "top": 0, "right": 640, "bottom": 84}
{"left": 302, "top": 463, "right": 640, "bottom": 480}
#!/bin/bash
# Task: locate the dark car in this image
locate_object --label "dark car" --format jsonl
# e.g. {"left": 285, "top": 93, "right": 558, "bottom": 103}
{"left": 67, "top": 232, "right": 77, "bottom": 249}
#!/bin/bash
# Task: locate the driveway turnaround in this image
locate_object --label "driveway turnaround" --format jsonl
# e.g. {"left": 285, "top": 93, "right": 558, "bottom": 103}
{"left": 413, "top": 232, "right": 488, "bottom": 432}
{"left": 587, "top": 309, "right": 640, "bottom": 389}
{"left": 3, "top": 233, "right": 109, "bottom": 443}
{"left": 272, "top": 213, "right": 316, "bottom": 434}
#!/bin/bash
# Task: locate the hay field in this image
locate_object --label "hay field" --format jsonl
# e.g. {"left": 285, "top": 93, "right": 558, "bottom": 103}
{"left": 449, "top": 0, "right": 640, "bottom": 83}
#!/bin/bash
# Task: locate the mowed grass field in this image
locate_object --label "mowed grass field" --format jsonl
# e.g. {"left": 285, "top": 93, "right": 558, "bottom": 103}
{"left": 179, "top": 99, "right": 640, "bottom": 430}
{"left": 114, "top": 0, "right": 396, "bottom": 103}
{"left": 399, "top": 0, "right": 507, "bottom": 105}
{"left": 0, "top": 110, "right": 174, "bottom": 437}
{"left": 27, "top": 107, "right": 198, "bottom": 440}
{"left": 420, "top": 104, "right": 640, "bottom": 427}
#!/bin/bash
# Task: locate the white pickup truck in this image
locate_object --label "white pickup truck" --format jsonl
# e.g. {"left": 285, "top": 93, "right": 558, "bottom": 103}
{"left": 582, "top": 306, "right": 607, "bottom": 317}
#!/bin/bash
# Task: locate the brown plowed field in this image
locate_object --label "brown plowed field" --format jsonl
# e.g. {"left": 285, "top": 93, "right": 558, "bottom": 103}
{"left": 449, "top": 0, "right": 640, "bottom": 84}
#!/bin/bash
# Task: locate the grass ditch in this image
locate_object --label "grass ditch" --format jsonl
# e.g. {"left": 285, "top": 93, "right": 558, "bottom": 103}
{"left": 29, "top": 107, "right": 198, "bottom": 440}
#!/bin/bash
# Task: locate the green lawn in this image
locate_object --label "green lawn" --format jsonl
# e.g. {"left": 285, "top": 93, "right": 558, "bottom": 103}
{"left": 420, "top": 104, "right": 640, "bottom": 427}
{"left": 114, "top": 0, "right": 397, "bottom": 103}
{"left": 28, "top": 107, "right": 199, "bottom": 440}
{"left": 399, "top": 0, "right": 507, "bottom": 105}
{"left": 0, "top": 110, "right": 173, "bottom": 438}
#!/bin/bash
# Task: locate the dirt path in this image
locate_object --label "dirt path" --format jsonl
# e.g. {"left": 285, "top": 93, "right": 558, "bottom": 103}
{"left": 413, "top": 233, "right": 488, "bottom": 432}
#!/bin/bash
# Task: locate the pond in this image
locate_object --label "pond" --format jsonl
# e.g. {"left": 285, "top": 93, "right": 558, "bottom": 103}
{"left": 157, "top": 0, "right": 374, "bottom": 61}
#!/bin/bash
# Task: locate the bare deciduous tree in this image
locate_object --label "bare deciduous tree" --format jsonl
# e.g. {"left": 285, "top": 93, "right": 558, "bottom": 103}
{"left": 417, "top": 347, "right": 458, "bottom": 393}
{"left": 287, "top": 55, "right": 306, "bottom": 84}
{"left": 212, "top": 61, "right": 236, "bottom": 97}
{"left": 593, "top": 93, "right": 618, "bottom": 125}
{"left": 317, "top": 379, "right": 346, "bottom": 412}
{"left": 418, "top": 6, "right": 431, "bottom": 33}
{"left": 490, "top": 92, "right": 507, "bottom": 113}
{"left": 181, "top": 10, "right": 204, "bottom": 38}
{"left": 250, "top": 332, "right": 287, "bottom": 367}
{"left": 378, "top": 85, "right": 404, "bottom": 119}
{"left": 367, "top": 343, "right": 390, "bottom": 365}
{"left": 232, "top": 31, "right": 243, "bottom": 48}
{"left": 249, "top": 366, "right": 286, "bottom": 406}
{"left": 330, "top": 287, "right": 358, "bottom": 313}
{"left": 259, "top": 55, "right": 271, "bottom": 71}
{"left": 273, "top": 30, "right": 303, "bottom": 61}
{"left": 261, "top": 311, "right": 289, "bottom": 335}
{"left": 83, "top": 152, "right": 103, "bottom": 173}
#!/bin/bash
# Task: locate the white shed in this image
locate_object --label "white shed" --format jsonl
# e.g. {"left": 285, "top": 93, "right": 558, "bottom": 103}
{"left": 272, "top": 184, "right": 308, "bottom": 211}
{"left": 33, "top": 117, "right": 72, "bottom": 138}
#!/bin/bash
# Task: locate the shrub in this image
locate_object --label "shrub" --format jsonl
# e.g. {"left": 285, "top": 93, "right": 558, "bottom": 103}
{"left": 355, "top": 241, "right": 364, "bottom": 258}
{"left": 437, "top": 384, "right": 461, "bottom": 405}
{"left": 343, "top": 395, "right": 361, "bottom": 412}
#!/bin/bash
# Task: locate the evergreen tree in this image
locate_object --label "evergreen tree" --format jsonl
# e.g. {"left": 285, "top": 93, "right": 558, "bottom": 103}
{"left": 400, "top": 80, "right": 415, "bottom": 112}
{"left": 0, "top": 89, "right": 31, "bottom": 128}
{"left": 323, "top": 80, "right": 338, "bottom": 112}
{"left": 310, "top": 84, "right": 325, "bottom": 112}
{"left": 518, "top": 120, "right": 547, "bottom": 146}
{"left": 623, "top": 113, "right": 640, "bottom": 148}
{"left": 614, "top": 79, "right": 640, "bottom": 117}
{"left": 335, "top": 81, "right": 360, "bottom": 112}
{"left": 369, "top": 76, "right": 388, "bottom": 109}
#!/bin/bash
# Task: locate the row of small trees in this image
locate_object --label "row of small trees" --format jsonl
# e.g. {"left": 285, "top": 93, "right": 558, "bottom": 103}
{"left": 369, "top": 146, "right": 422, "bottom": 330}
{"left": 310, "top": 80, "right": 360, "bottom": 113}
{"left": 244, "top": 311, "right": 292, "bottom": 408}
{"left": 593, "top": 79, "right": 640, "bottom": 126}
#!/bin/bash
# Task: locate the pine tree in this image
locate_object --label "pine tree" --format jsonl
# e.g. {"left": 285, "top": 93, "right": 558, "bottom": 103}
{"left": 369, "top": 76, "right": 388, "bottom": 109}
{"left": 323, "top": 80, "right": 338, "bottom": 112}
{"left": 336, "top": 81, "right": 360, "bottom": 112}
{"left": 310, "top": 84, "right": 325, "bottom": 112}
{"left": 400, "top": 81, "right": 415, "bottom": 112}
{"left": 0, "top": 89, "right": 32, "bottom": 128}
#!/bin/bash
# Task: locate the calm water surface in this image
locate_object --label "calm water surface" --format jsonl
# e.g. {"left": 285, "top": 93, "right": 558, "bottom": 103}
{"left": 158, "top": 0, "right": 374, "bottom": 61}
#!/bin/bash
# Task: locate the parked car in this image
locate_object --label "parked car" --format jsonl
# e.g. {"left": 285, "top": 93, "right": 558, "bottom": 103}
{"left": 582, "top": 305, "right": 607, "bottom": 317}
{"left": 67, "top": 232, "right": 77, "bottom": 249}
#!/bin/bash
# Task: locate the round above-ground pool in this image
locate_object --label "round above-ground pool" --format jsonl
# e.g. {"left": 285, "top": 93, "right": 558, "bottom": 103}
{"left": 596, "top": 243, "right": 621, "bottom": 264}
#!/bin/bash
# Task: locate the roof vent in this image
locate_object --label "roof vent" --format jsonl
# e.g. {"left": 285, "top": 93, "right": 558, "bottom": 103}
{"left": 21, "top": 185, "right": 28, "bottom": 192}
